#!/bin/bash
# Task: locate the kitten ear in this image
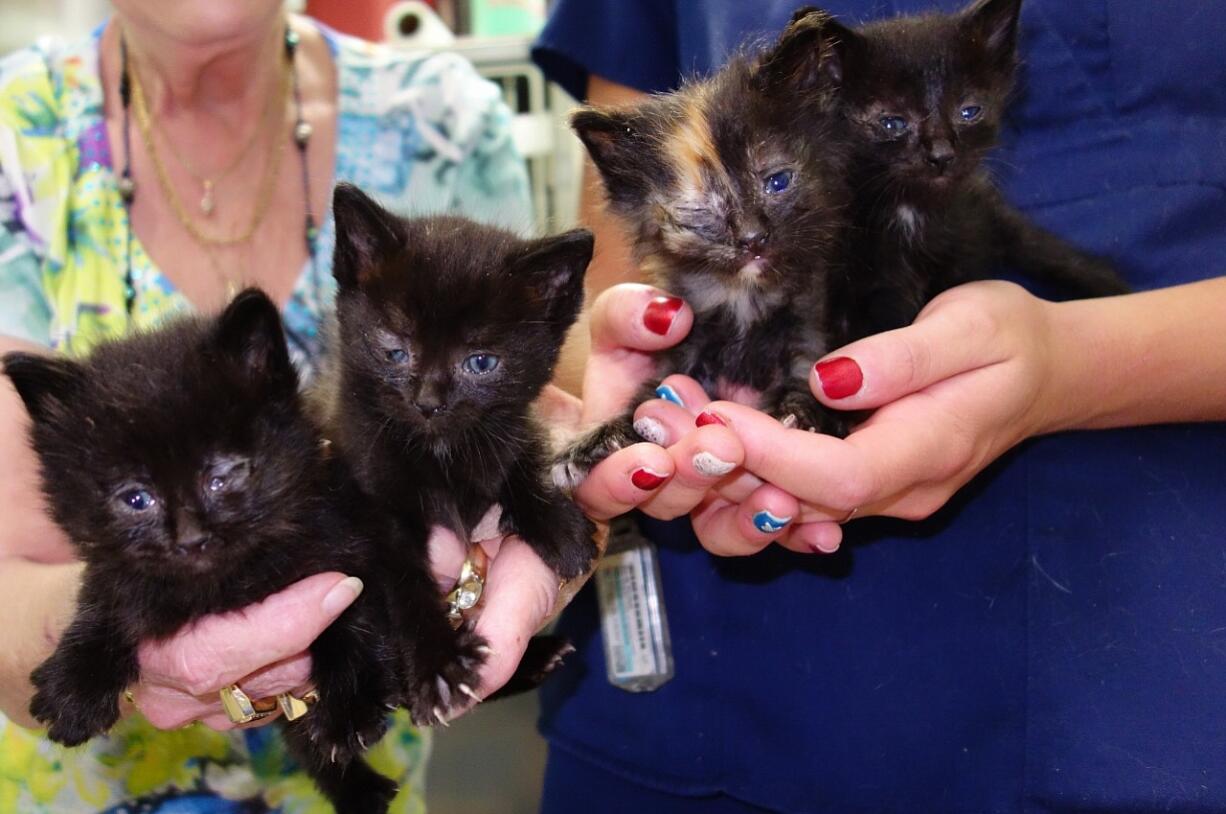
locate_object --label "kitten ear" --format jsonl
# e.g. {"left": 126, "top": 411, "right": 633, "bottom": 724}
{"left": 758, "top": 7, "right": 854, "bottom": 96}
{"left": 962, "top": 0, "right": 1023, "bottom": 67}
{"left": 214, "top": 288, "right": 298, "bottom": 396}
{"left": 331, "top": 182, "right": 405, "bottom": 290}
{"left": 3, "top": 352, "right": 85, "bottom": 424}
{"left": 508, "top": 229, "right": 594, "bottom": 326}
{"left": 571, "top": 108, "right": 651, "bottom": 206}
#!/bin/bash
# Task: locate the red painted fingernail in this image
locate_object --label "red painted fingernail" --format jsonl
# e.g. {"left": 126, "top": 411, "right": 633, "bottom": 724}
{"left": 643, "top": 296, "right": 684, "bottom": 335}
{"left": 695, "top": 411, "right": 727, "bottom": 427}
{"left": 631, "top": 467, "right": 668, "bottom": 490}
{"left": 814, "top": 357, "right": 863, "bottom": 400}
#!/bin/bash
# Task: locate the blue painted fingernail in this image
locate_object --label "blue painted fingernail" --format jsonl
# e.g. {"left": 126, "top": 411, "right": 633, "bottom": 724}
{"left": 655, "top": 384, "right": 685, "bottom": 407}
{"left": 752, "top": 510, "right": 793, "bottom": 534}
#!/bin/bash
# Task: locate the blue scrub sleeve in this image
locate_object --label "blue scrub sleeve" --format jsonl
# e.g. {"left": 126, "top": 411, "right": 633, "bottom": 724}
{"left": 531, "top": 0, "right": 680, "bottom": 99}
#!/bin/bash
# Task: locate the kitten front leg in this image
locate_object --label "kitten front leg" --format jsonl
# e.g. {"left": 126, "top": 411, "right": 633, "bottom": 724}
{"left": 384, "top": 521, "right": 489, "bottom": 726}
{"left": 552, "top": 381, "right": 664, "bottom": 493}
{"left": 503, "top": 462, "right": 599, "bottom": 581}
{"left": 30, "top": 609, "right": 140, "bottom": 746}
{"left": 293, "top": 594, "right": 398, "bottom": 766}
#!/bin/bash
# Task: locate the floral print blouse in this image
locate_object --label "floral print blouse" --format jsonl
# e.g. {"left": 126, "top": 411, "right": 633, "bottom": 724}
{"left": 0, "top": 17, "right": 530, "bottom": 814}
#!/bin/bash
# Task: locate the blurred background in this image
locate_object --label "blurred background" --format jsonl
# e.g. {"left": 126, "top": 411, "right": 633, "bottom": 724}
{"left": 0, "top": 1, "right": 584, "bottom": 811}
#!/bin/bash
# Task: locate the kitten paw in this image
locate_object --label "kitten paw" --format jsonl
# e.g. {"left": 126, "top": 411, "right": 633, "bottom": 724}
{"left": 404, "top": 625, "right": 488, "bottom": 727}
{"left": 553, "top": 418, "right": 638, "bottom": 492}
{"left": 295, "top": 689, "right": 391, "bottom": 767}
{"left": 29, "top": 665, "right": 120, "bottom": 746}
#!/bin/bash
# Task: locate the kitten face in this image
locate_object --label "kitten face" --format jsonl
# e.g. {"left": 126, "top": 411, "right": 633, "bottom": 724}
{"left": 330, "top": 184, "right": 592, "bottom": 444}
{"left": 572, "top": 44, "right": 848, "bottom": 303}
{"left": 4, "top": 291, "right": 317, "bottom": 574}
{"left": 807, "top": 0, "right": 1021, "bottom": 199}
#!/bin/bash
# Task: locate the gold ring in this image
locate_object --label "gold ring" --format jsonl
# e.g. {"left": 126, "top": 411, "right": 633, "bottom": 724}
{"left": 840, "top": 506, "right": 860, "bottom": 524}
{"left": 276, "top": 688, "right": 319, "bottom": 721}
{"left": 219, "top": 684, "right": 277, "bottom": 725}
{"left": 123, "top": 689, "right": 136, "bottom": 705}
{"left": 445, "top": 546, "right": 488, "bottom": 628}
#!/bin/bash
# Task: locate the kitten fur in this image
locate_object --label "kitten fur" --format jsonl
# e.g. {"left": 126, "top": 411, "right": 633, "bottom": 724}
{"left": 316, "top": 184, "right": 598, "bottom": 680}
{"left": 783, "top": 0, "right": 1130, "bottom": 340}
{"left": 2, "top": 290, "right": 459, "bottom": 813}
{"left": 557, "top": 25, "right": 855, "bottom": 486}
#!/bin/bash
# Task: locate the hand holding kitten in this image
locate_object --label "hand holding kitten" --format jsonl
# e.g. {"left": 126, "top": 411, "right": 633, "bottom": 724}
{"left": 128, "top": 572, "right": 362, "bottom": 731}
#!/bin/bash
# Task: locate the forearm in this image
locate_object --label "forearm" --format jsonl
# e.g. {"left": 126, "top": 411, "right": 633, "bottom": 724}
{"left": 1044, "top": 276, "right": 1226, "bottom": 432}
{"left": 0, "top": 558, "right": 81, "bottom": 726}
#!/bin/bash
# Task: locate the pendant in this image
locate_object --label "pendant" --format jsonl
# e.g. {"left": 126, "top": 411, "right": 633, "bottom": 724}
{"left": 200, "top": 180, "right": 215, "bottom": 216}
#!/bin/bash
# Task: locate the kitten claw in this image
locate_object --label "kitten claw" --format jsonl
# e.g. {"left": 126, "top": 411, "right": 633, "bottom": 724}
{"left": 433, "top": 706, "right": 449, "bottom": 727}
{"left": 780, "top": 413, "right": 798, "bottom": 429}
{"left": 357, "top": 734, "right": 368, "bottom": 750}
{"left": 475, "top": 644, "right": 495, "bottom": 657}
{"left": 551, "top": 461, "right": 586, "bottom": 494}
{"left": 458, "top": 683, "right": 482, "bottom": 704}
{"left": 330, "top": 746, "right": 338, "bottom": 764}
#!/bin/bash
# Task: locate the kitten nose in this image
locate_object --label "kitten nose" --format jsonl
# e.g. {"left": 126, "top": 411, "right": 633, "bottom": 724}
{"left": 926, "top": 140, "right": 955, "bottom": 174}
{"left": 737, "top": 229, "right": 770, "bottom": 257}
{"left": 414, "top": 398, "right": 446, "bottom": 418}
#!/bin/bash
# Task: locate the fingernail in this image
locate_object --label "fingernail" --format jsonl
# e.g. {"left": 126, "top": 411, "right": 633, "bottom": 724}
{"left": 812, "top": 540, "right": 840, "bottom": 555}
{"left": 643, "top": 296, "right": 684, "bottom": 335}
{"left": 321, "top": 576, "right": 364, "bottom": 616}
{"left": 695, "top": 411, "right": 726, "bottom": 427}
{"left": 631, "top": 467, "right": 669, "bottom": 490}
{"left": 692, "top": 451, "right": 736, "bottom": 478}
{"left": 752, "top": 510, "right": 792, "bottom": 534}
{"left": 633, "top": 416, "right": 669, "bottom": 446}
{"left": 655, "top": 384, "right": 685, "bottom": 407}
{"left": 815, "top": 357, "right": 863, "bottom": 400}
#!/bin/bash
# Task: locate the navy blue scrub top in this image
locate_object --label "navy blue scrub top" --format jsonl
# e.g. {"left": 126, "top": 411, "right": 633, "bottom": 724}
{"left": 534, "top": 2, "right": 1226, "bottom": 811}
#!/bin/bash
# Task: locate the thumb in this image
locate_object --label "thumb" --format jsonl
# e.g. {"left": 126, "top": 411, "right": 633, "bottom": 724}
{"left": 470, "top": 538, "right": 560, "bottom": 697}
{"left": 810, "top": 294, "right": 1009, "bottom": 410}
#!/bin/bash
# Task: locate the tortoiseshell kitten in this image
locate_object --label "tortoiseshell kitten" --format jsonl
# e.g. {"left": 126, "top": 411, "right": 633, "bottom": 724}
{"left": 3, "top": 290, "right": 420, "bottom": 813}
{"left": 784, "top": 0, "right": 1129, "bottom": 340}
{"left": 555, "top": 21, "right": 853, "bottom": 486}
{"left": 316, "top": 184, "right": 598, "bottom": 683}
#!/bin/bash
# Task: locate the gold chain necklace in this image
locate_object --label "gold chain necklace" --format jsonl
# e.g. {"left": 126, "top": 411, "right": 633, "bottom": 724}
{"left": 147, "top": 86, "right": 278, "bottom": 217}
{"left": 127, "top": 46, "right": 291, "bottom": 250}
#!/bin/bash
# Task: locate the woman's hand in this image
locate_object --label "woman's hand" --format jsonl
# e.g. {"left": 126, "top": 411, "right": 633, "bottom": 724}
{"left": 634, "top": 281, "right": 1060, "bottom": 555}
{"left": 130, "top": 572, "right": 363, "bottom": 731}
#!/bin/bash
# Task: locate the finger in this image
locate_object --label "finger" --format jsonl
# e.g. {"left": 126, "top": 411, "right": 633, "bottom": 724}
{"left": 572, "top": 442, "right": 676, "bottom": 521}
{"left": 640, "top": 425, "right": 745, "bottom": 521}
{"left": 705, "top": 401, "right": 871, "bottom": 518}
{"left": 786, "top": 520, "right": 845, "bottom": 555}
{"left": 133, "top": 650, "right": 314, "bottom": 731}
{"left": 138, "top": 572, "right": 363, "bottom": 696}
{"left": 470, "top": 537, "right": 560, "bottom": 699}
{"left": 428, "top": 524, "right": 469, "bottom": 590}
{"left": 583, "top": 285, "right": 693, "bottom": 422}
{"left": 690, "top": 483, "right": 801, "bottom": 557}
{"left": 810, "top": 293, "right": 1011, "bottom": 410}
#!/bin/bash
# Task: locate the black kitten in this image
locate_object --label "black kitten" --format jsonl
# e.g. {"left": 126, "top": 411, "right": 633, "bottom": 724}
{"left": 2, "top": 290, "right": 424, "bottom": 813}
{"left": 555, "top": 27, "right": 853, "bottom": 486}
{"left": 316, "top": 183, "right": 598, "bottom": 685}
{"left": 783, "top": 0, "right": 1129, "bottom": 340}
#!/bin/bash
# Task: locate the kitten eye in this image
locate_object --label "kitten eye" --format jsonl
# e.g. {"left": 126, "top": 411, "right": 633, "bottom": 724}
{"left": 385, "top": 348, "right": 410, "bottom": 364}
{"left": 462, "top": 353, "right": 500, "bottom": 375}
{"left": 120, "top": 489, "right": 156, "bottom": 512}
{"left": 879, "top": 115, "right": 910, "bottom": 135}
{"left": 959, "top": 105, "right": 983, "bottom": 122}
{"left": 763, "top": 170, "right": 795, "bottom": 195}
{"left": 206, "top": 458, "right": 250, "bottom": 495}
